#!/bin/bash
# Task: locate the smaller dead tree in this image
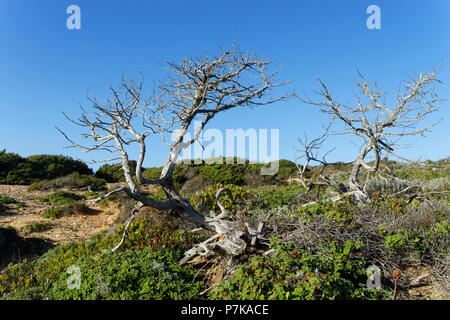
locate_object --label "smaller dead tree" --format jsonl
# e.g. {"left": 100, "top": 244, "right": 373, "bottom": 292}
{"left": 59, "top": 41, "right": 292, "bottom": 264}
{"left": 296, "top": 67, "right": 445, "bottom": 204}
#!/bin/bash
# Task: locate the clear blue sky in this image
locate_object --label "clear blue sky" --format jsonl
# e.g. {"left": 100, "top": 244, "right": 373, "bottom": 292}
{"left": 0, "top": 0, "right": 449, "bottom": 169}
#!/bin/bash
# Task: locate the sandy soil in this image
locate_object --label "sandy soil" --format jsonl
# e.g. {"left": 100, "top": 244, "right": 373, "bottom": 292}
{"left": 0, "top": 185, "right": 122, "bottom": 246}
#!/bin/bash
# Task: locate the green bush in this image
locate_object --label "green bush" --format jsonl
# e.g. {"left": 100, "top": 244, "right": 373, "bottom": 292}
{"left": 0, "top": 151, "right": 93, "bottom": 185}
{"left": 296, "top": 198, "right": 356, "bottom": 227}
{"left": 210, "top": 238, "right": 390, "bottom": 300}
{"left": 0, "top": 196, "right": 18, "bottom": 205}
{"left": 396, "top": 167, "right": 449, "bottom": 181}
{"left": 39, "top": 192, "right": 89, "bottom": 219}
{"left": 369, "top": 195, "right": 408, "bottom": 215}
{"left": 273, "top": 160, "right": 298, "bottom": 180}
{"left": 198, "top": 164, "right": 245, "bottom": 186}
{"left": 0, "top": 218, "right": 206, "bottom": 299}
{"left": 258, "top": 184, "right": 305, "bottom": 208}
{"left": 141, "top": 167, "right": 163, "bottom": 181}
{"left": 190, "top": 183, "right": 251, "bottom": 213}
{"left": 383, "top": 218, "right": 449, "bottom": 258}
{"left": 28, "top": 173, "right": 106, "bottom": 191}
{"left": 95, "top": 161, "right": 137, "bottom": 183}
{"left": 43, "top": 248, "right": 204, "bottom": 300}
{"left": 115, "top": 218, "right": 204, "bottom": 251}
{"left": 0, "top": 196, "right": 20, "bottom": 212}
{"left": 39, "top": 191, "right": 84, "bottom": 206}
{"left": 25, "top": 222, "right": 52, "bottom": 233}
{"left": 43, "top": 207, "right": 64, "bottom": 220}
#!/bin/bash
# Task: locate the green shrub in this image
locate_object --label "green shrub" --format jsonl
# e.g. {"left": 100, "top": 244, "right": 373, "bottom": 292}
{"left": 40, "top": 192, "right": 91, "bottom": 219}
{"left": 141, "top": 167, "right": 162, "bottom": 181}
{"left": 39, "top": 191, "right": 84, "bottom": 206}
{"left": 274, "top": 160, "right": 298, "bottom": 179}
{"left": 180, "top": 176, "right": 212, "bottom": 194}
{"left": 95, "top": 161, "right": 137, "bottom": 183}
{"left": 0, "top": 218, "right": 205, "bottom": 299}
{"left": 0, "top": 196, "right": 18, "bottom": 205}
{"left": 28, "top": 173, "right": 106, "bottom": 191}
{"left": 209, "top": 238, "right": 390, "bottom": 300}
{"left": 258, "top": 184, "right": 305, "bottom": 208}
{"left": 296, "top": 198, "right": 356, "bottom": 227}
{"left": 190, "top": 183, "right": 250, "bottom": 213}
{"left": 25, "top": 222, "right": 52, "bottom": 233}
{"left": 384, "top": 219, "right": 449, "bottom": 258}
{"left": 43, "top": 248, "right": 204, "bottom": 300}
{"left": 43, "top": 207, "right": 64, "bottom": 220}
{"left": 0, "top": 151, "right": 93, "bottom": 185}
{"left": 0, "top": 150, "right": 24, "bottom": 182}
{"left": 369, "top": 195, "right": 408, "bottom": 215}
{"left": 198, "top": 164, "right": 245, "bottom": 185}
{"left": 396, "top": 167, "right": 449, "bottom": 181}
{"left": 114, "top": 218, "right": 204, "bottom": 252}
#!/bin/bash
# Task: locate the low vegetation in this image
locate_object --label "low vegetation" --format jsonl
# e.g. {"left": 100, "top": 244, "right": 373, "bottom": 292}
{"left": 0, "top": 155, "right": 448, "bottom": 300}
{"left": 0, "top": 150, "right": 93, "bottom": 185}
{"left": 28, "top": 172, "right": 106, "bottom": 191}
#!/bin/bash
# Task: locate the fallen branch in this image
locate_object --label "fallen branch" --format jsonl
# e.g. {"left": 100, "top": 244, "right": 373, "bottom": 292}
{"left": 111, "top": 202, "right": 144, "bottom": 253}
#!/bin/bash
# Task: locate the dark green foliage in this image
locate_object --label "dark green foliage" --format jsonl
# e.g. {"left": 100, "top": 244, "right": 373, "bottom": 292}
{"left": 39, "top": 191, "right": 84, "bottom": 205}
{"left": 296, "top": 197, "right": 356, "bottom": 226}
{"left": 141, "top": 158, "right": 298, "bottom": 190}
{"left": 258, "top": 184, "right": 305, "bottom": 208}
{"left": 43, "top": 248, "right": 204, "bottom": 300}
{"left": 28, "top": 172, "right": 106, "bottom": 191}
{"left": 383, "top": 211, "right": 449, "bottom": 258}
{"left": 141, "top": 167, "right": 162, "bottom": 180}
{"left": 0, "top": 196, "right": 18, "bottom": 205}
{"left": 0, "top": 150, "right": 25, "bottom": 184}
{"left": 190, "top": 183, "right": 251, "bottom": 213}
{"left": 95, "top": 161, "right": 137, "bottom": 183}
{"left": 25, "top": 222, "right": 53, "bottom": 233}
{"left": 209, "top": 238, "right": 391, "bottom": 300}
{"left": 0, "top": 195, "right": 20, "bottom": 212}
{"left": 0, "top": 150, "right": 93, "bottom": 185}
{"left": 39, "top": 192, "right": 85, "bottom": 219}
{"left": 42, "top": 207, "right": 64, "bottom": 220}
{"left": 198, "top": 163, "right": 246, "bottom": 185}
{"left": 0, "top": 218, "right": 205, "bottom": 299}
{"left": 269, "top": 159, "right": 298, "bottom": 180}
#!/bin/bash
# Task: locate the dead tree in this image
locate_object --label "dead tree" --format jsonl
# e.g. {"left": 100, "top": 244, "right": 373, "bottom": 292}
{"left": 296, "top": 67, "right": 444, "bottom": 203}
{"left": 58, "top": 42, "right": 292, "bottom": 263}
